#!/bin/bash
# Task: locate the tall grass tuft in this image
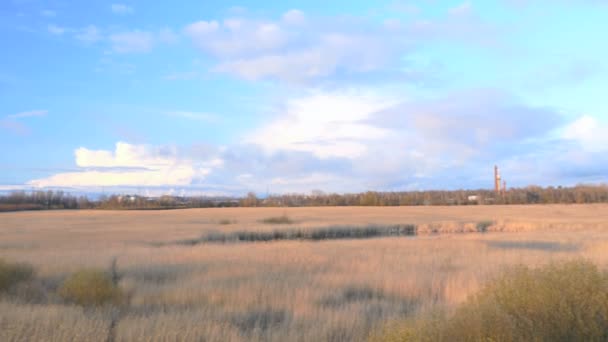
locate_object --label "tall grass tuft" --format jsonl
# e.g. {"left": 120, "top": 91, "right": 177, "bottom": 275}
{"left": 0, "top": 258, "right": 34, "bottom": 292}
{"left": 375, "top": 259, "right": 608, "bottom": 341}
{"left": 58, "top": 269, "right": 123, "bottom": 307}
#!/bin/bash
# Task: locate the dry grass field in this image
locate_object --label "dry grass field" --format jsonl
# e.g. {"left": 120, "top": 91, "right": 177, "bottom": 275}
{"left": 1, "top": 204, "right": 608, "bottom": 341}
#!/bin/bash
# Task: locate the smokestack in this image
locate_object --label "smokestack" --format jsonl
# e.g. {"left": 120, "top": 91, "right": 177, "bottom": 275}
{"left": 494, "top": 165, "right": 501, "bottom": 193}
{"left": 503, "top": 180, "right": 507, "bottom": 194}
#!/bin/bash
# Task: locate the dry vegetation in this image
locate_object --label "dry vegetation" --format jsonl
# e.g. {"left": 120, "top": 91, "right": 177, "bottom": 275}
{"left": 1, "top": 205, "right": 608, "bottom": 341}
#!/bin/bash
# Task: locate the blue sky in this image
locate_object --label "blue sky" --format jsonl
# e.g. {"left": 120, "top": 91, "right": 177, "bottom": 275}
{"left": 1, "top": 0, "right": 607, "bottom": 196}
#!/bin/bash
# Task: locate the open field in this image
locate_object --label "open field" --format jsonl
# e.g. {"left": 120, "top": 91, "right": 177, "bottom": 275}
{"left": 2, "top": 205, "right": 608, "bottom": 341}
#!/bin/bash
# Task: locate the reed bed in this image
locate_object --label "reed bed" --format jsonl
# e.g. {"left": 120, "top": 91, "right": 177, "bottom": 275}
{"left": 1, "top": 205, "right": 607, "bottom": 341}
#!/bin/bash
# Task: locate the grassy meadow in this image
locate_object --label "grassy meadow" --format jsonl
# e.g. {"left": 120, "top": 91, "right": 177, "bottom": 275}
{"left": 1, "top": 205, "right": 608, "bottom": 341}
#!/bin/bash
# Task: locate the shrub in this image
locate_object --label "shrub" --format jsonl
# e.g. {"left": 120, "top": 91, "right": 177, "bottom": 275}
{"left": 376, "top": 260, "right": 608, "bottom": 341}
{"left": 260, "top": 215, "right": 294, "bottom": 224}
{"left": 476, "top": 220, "right": 493, "bottom": 233}
{"left": 0, "top": 258, "right": 34, "bottom": 292}
{"left": 218, "top": 219, "right": 235, "bottom": 225}
{"left": 58, "top": 269, "right": 123, "bottom": 306}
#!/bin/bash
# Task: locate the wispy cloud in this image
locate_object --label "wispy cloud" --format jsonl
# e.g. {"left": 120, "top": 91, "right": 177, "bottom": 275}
{"left": 109, "top": 30, "right": 154, "bottom": 53}
{"left": 183, "top": 7, "right": 496, "bottom": 84}
{"left": 1, "top": 110, "right": 47, "bottom": 136}
{"left": 47, "top": 24, "right": 66, "bottom": 35}
{"left": 75, "top": 25, "right": 102, "bottom": 43}
{"left": 7, "top": 110, "right": 48, "bottom": 119}
{"left": 111, "top": 4, "right": 134, "bottom": 15}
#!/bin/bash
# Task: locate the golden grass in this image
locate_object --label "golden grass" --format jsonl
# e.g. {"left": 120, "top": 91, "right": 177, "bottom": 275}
{"left": 1, "top": 205, "right": 608, "bottom": 341}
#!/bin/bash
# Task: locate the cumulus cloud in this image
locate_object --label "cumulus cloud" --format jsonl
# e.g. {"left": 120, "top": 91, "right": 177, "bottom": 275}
{"left": 21, "top": 92, "right": 606, "bottom": 194}
{"left": 241, "top": 89, "right": 570, "bottom": 191}
{"left": 28, "top": 142, "right": 217, "bottom": 188}
{"left": 247, "top": 91, "right": 394, "bottom": 159}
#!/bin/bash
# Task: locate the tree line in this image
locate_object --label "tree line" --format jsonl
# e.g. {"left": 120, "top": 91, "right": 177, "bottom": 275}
{"left": 1, "top": 184, "right": 607, "bottom": 212}
{"left": 241, "top": 184, "right": 608, "bottom": 207}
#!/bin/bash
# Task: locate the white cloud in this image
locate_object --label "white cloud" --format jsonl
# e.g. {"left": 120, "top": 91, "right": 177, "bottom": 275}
{"left": 185, "top": 13, "right": 404, "bottom": 83}
{"left": 29, "top": 142, "right": 216, "bottom": 188}
{"left": 111, "top": 4, "right": 134, "bottom": 15}
{"left": 22, "top": 89, "right": 600, "bottom": 194}
{"left": 184, "top": 9, "right": 493, "bottom": 83}
{"left": 110, "top": 30, "right": 154, "bottom": 53}
{"left": 247, "top": 91, "right": 394, "bottom": 159}
{"left": 562, "top": 115, "right": 608, "bottom": 152}
{"left": 185, "top": 19, "right": 288, "bottom": 58}
{"left": 75, "top": 25, "right": 102, "bottom": 43}
{"left": 7, "top": 110, "right": 47, "bottom": 119}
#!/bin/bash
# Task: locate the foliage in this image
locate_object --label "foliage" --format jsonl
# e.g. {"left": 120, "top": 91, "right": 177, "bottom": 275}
{"left": 375, "top": 260, "right": 608, "bottom": 342}
{"left": 0, "top": 259, "right": 34, "bottom": 292}
{"left": 3, "top": 184, "right": 608, "bottom": 212}
{"left": 58, "top": 269, "right": 123, "bottom": 306}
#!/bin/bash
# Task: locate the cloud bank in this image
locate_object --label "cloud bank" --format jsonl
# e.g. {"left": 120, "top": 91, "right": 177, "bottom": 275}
{"left": 28, "top": 90, "right": 605, "bottom": 194}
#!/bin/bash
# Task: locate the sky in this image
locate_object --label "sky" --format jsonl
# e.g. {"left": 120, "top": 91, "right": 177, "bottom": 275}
{"left": 1, "top": 0, "right": 607, "bottom": 196}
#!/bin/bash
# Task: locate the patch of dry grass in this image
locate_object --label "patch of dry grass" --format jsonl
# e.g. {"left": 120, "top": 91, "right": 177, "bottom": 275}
{"left": 374, "top": 260, "right": 608, "bottom": 341}
{"left": 1, "top": 205, "right": 608, "bottom": 341}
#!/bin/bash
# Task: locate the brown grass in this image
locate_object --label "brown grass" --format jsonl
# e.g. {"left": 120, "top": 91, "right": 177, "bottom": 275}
{"left": 1, "top": 205, "right": 608, "bottom": 341}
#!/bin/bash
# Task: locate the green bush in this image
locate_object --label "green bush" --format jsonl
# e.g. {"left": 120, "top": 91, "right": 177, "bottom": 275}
{"left": 58, "top": 269, "right": 123, "bottom": 306}
{"left": 376, "top": 260, "right": 608, "bottom": 341}
{"left": 0, "top": 258, "right": 34, "bottom": 292}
